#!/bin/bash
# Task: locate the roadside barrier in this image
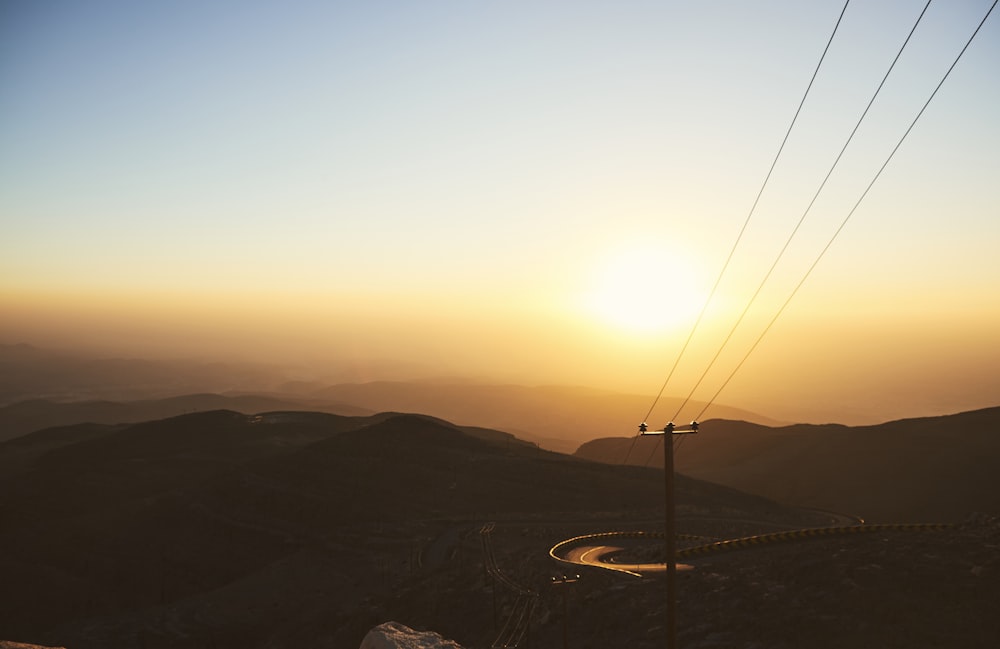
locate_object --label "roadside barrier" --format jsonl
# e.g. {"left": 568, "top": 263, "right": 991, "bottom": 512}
{"left": 550, "top": 524, "right": 957, "bottom": 570}
{"left": 678, "top": 523, "right": 955, "bottom": 558}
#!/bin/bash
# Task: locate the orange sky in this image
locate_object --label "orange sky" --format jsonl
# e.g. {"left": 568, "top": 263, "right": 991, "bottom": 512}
{"left": 2, "top": 280, "right": 997, "bottom": 425}
{"left": 2, "top": 1, "right": 998, "bottom": 425}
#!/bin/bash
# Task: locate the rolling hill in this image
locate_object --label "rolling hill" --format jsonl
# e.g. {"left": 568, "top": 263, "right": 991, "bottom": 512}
{"left": 0, "top": 343, "right": 781, "bottom": 454}
{"left": 0, "top": 394, "right": 371, "bottom": 444}
{"left": 0, "top": 408, "right": 803, "bottom": 649}
{"left": 0, "top": 381, "right": 782, "bottom": 453}
{"left": 574, "top": 406, "right": 1000, "bottom": 522}
{"left": 310, "top": 380, "right": 783, "bottom": 452}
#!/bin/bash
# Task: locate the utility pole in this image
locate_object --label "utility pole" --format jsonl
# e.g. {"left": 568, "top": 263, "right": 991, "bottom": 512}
{"left": 640, "top": 420, "right": 698, "bottom": 649}
{"left": 551, "top": 574, "right": 579, "bottom": 649}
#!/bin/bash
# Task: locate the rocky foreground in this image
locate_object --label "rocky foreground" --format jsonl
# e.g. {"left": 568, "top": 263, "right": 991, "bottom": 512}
{"left": 359, "top": 622, "right": 463, "bottom": 649}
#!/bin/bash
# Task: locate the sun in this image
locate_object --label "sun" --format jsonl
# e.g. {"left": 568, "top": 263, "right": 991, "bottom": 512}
{"left": 582, "top": 244, "right": 705, "bottom": 336}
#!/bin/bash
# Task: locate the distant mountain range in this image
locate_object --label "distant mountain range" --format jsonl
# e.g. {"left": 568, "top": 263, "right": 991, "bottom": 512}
{"left": 0, "top": 394, "right": 371, "bottom": 444}
{"left": 0, "top": 343, "right": 781, "bottom": 452}
{"left": 307, "top": 381, "right": 783, "bottom": 452}
{"left": 575, "top": 406, "right": 1000, "bottom": 523}
{"left": 0, "top": 384, "right": 778, "bottom": 453}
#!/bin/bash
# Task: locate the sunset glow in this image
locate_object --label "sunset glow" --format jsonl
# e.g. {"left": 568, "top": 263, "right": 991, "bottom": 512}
{"left": 1, "top": 0, "right": 997, "bottom": 424}
{"left": 582, "top": 243, "right": 706, "bottom": 336}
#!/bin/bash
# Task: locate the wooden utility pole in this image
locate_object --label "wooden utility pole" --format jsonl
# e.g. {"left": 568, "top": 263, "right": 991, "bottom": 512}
{"left": 640, "top": 420, "right": 698, "bottom": 649}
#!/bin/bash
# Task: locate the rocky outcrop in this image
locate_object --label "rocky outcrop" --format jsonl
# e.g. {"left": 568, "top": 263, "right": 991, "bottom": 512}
{"left": 359, "top": 622, "right": 463, "bottom": 649}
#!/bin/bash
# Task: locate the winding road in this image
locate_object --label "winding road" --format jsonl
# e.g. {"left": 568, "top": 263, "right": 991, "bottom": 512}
{"left": 563, "top": 541, "right": 695, "bottom": 577}
{"left": 551, "top": 522, "right": 955, "bottom": 577}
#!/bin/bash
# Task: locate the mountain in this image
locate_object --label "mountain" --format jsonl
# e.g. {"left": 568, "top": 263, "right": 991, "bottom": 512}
{"left": 574, "top": 406, "right": 1000, "bottom": 523}
{"left": 0, "top": 408, "right": 806, "bottom": 649}
{"left": 311, "top": 381, "right": 783, "bottom": 452}
{"left": 3, "top": 408, "right": 997, "bottom": 648}
{"left": 0, "top": 393, "right": 371, "bottom": 444}
{"left": 0, "top": 383, "right": 782, "bottom": 453}
{"left": 0, "top": 344, "right": 781, "bottom": 453}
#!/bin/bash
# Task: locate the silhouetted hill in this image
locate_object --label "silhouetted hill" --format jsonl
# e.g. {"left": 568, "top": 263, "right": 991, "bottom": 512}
{"left": 574, "top": 406, "right": 1000, "bottom": 522}
{"left": 4, "top": 407, "right": 997, "bottom": 648}
{"left": 312, "top": 381, "right": 783, "bottom": 452}
{"left": 0, "top": 394, "right": 372, "bottom": 444}
{"left": 1, "top": 408, "right": 808, "bottom": 649}
{"left": 0, "top": 344, "right": 782, "bottom": 453}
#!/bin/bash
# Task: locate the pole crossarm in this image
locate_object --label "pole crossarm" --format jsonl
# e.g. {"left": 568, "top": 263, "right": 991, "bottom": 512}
{"left": 639, "top": 421, "right": 699, "bottom": 436}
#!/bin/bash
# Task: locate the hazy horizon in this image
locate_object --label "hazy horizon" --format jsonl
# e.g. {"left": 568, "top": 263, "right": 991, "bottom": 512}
{"left": 2, "top": 337, "right": 996, "bottom": 429}
{"left": 2, "top": 1, "right": 998, "bottom": 428}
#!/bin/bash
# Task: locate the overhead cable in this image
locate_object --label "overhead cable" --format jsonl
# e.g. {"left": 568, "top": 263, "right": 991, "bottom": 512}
{"left": 621, "top": 0, "right": 853, "bottom": 466}
{"left": 668, "top": 0, "right": 936, "bottom": 424}
{"left": 640, "top": 0, "right": 853, "bottom": 427}
{"left": 692, "top": 0, "right": 998, "bottom": 423}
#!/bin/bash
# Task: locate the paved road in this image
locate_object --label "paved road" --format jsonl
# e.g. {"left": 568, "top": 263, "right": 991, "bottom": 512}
{"left": 562, "top": 541, "right": 694, "bottom": 577}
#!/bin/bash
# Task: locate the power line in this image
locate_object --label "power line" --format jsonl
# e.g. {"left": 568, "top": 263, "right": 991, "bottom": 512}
{"left": 482, "top": 523, "right": 536, "bottom": 648}
{"left": 692, "top": 0, "right": 998, "bottom": 423}
{"left": 640, "top": 0, "right": 851, "bottom": 426}
{"left": 621, "top": 0, "right": 853, "bottom": 466}
{"left": 667, "top": 0, "right": 935, "bottom": 425}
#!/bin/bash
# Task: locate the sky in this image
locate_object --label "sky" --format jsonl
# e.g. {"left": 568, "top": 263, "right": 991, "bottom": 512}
{"left": 1, "top": 0, "right": 998, "bottom": 425}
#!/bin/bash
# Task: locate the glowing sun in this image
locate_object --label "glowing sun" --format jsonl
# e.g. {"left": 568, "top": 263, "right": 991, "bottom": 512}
{"left": 583, "top": 244, "right": 705, "bottom": 335}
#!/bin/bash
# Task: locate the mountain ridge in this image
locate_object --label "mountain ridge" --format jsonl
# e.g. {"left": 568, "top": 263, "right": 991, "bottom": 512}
{"left": 574, "top": 405, "right": 1000, "bottom": 522}
{"left": 0, "top": 407, "right": 814, "bottom": 648}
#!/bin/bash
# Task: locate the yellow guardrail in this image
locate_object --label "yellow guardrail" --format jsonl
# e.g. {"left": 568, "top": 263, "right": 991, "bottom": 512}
{"left": 677, "top": 523, "right": 955, "bottom": 558}
{"left": 550, "top": 524, "right": 957, "bottom": 571}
